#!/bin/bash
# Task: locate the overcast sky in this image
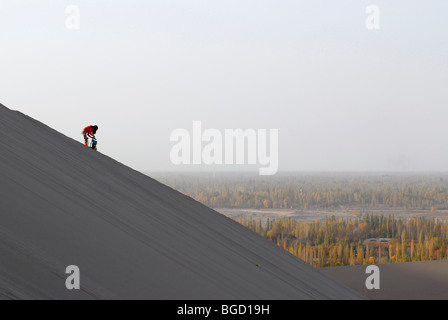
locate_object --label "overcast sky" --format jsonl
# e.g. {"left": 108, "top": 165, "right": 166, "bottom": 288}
{"left": 1, "top": 0, "right": 447, "bottom": 173}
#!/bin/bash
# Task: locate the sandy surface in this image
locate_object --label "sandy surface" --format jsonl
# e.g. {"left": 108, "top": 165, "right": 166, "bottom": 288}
{"left": 0, "top": 104, "right": 363, "bottom": 300}
{"left": 321, "top": 260, "right": 448, "bottom": 300}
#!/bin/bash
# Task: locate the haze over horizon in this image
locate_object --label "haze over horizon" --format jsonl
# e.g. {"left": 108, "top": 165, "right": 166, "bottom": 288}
{"left": 1, "top": 0, "right": 447, "bottom": 173}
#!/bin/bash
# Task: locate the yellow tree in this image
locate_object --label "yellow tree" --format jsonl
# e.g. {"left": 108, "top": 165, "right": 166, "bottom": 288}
{"left": 389, "top": 242, "right": 394, "bottom": 261}
{"left": 357, "top": 244, "right": 364, "bottom": 265}
{"left": 401, "top": 230, "right": 407, "bottom": 262}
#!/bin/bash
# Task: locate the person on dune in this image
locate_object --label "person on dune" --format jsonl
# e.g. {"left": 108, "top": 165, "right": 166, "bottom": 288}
{"left": 82, "top": 125, "right": 98, "bottom": 147}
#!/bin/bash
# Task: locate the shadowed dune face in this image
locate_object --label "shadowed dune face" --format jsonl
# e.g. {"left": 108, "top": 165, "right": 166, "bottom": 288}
{"left": 321, "top": 260, "right": 448, "bottom": 300}
{"left": 0, "top": 104, "right": 363, "bottom": 300}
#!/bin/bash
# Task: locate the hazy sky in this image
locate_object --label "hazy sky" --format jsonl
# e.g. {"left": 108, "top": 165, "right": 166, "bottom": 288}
{"left": 1, "top": 0, "right": 447, "bottom": 173}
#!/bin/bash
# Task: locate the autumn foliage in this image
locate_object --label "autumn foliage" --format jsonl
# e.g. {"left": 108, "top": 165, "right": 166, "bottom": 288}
{"left": 236, "top": 215, "right": 448, "bottom": 267}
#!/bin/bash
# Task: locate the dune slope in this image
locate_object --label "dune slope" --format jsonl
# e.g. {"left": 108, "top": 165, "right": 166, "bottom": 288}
{"left": 0, "top": 104, "right": 363, "bottom": 300}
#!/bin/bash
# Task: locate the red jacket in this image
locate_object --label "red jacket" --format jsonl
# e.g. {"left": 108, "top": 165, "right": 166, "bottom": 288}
{"left": 83, "top": 126, "right": 95, "bottom": 137}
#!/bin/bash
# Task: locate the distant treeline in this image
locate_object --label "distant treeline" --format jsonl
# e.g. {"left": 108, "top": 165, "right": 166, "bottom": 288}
{"left": 237, "top": 215, "right": 448, "bottom": 267}
{"left": 155, "top": 173, "right": 448, "bottom": 210}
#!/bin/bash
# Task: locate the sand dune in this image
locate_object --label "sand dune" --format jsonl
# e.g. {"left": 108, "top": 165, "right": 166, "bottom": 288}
{"left": 0, "top": 104, "right": 363, "bottom": 300}
{"left": 322, "top": 260, "right": 448, "bottom": 300}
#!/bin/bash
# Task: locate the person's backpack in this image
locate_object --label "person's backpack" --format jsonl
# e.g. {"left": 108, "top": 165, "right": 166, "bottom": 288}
{"left": 91, "top": 138, "right": 98, "bottom": 151}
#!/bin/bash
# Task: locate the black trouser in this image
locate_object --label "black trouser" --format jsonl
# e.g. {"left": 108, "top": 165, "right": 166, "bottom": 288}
{"left": 82, "top": 131, "right": 89, "bottom": 144}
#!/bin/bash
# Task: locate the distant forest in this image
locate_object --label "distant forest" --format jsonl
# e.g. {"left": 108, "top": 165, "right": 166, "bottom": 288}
{"left": 238, "top": 215, "right": 448, "bottom": 267}
{"left": 155, "top": 173, "right": 448, "bottom": 211}
{"left": 154, "top": 173, "right": 448, "bottom": 267}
